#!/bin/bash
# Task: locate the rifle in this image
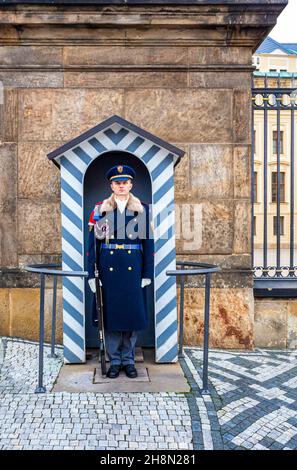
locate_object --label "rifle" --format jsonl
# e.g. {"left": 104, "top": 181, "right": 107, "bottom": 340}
{"left": 93, "top": 224, "right": 106, "bottom": 376}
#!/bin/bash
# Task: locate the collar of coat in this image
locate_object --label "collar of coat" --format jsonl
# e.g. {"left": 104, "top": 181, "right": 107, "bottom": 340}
{"left": 99, "top": 192, "right": 144, "bottom": 215}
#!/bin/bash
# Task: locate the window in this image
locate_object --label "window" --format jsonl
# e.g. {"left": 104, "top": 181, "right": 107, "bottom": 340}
{"left": 273, "top": 130, "right": 284, "bottom": 154}
{"left": 252, "top": 56, "right": 260, "bottom": 67}
{"left": 272, "top": 172, "right": 285, "bottom": 203}
{"left": 269, "top": 69, "right": 277, "bottom": 72}
{"left": 254, "top": 171, "right": 258, "bottom": 203}
{"left": 253, "top": 57, "right": 260, "bottom": 70}
{"left": 254, "top": 216, "right": 257, "bottom": 236}
{"left": 273, "top": 216, "right": 284, "bottom": 236}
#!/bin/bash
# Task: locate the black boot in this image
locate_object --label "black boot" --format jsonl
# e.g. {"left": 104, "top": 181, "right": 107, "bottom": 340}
{"left": 123, "top": 364, "right": 138, "bottom": 378}
{"left": 106, "top": 365, "right": 121, "bottom": 379}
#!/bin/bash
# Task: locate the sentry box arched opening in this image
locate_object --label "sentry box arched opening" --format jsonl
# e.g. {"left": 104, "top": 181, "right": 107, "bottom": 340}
{"left": 47, "top": 115, "right": 185, "bottom": 364}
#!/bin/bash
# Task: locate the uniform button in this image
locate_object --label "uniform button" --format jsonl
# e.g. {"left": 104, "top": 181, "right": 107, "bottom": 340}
{"left": 128, "top": 250, "right": 131, "bottom": 254}
{"left": 110, "top": 251, "right": 114, "bottom": 255}
{"left": 109, "top": 267, "right": 113, "bottom": 271}
{"left": 110, "top": 235, "right": 114, "bottom": 239}
{"left": 105, "top": 218, "right": 108, "bottom": 222}
{"left": 129, "top": 234, "right": 133, "bottom": 238}
{"left": 128, "top": 266, "right": 132, "bottom": 271}
{"left": 134, "top": 218, "right": 137, "bottom": 222}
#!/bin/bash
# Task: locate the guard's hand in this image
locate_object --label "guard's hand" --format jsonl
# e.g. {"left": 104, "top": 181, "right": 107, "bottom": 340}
{"left": 88, "top": 278, "right": 102, "bottom": 293}
{"left": 141, "top": 278, "right": 151, "bottom": 288}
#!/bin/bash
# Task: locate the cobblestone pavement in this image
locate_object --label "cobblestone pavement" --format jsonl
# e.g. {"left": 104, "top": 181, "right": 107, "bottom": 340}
{"left": 0, "top": 337, "right": 297, "bottom": 450}
{"left": 0, "top": 338, "right": 192, "bottom": 450}
{"left": 0, "top": 392, "right": 192, "bottom": 450}
{"left": 0, "top": 337, "right": 64, "bottom": 394}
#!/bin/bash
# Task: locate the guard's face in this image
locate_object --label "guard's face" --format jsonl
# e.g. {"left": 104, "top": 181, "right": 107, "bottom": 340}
{"left": 110, "top": 179, "right": 132, "bottom": 197}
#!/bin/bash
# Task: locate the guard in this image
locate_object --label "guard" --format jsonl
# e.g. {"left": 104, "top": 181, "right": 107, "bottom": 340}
{"left": 87, "top": 164, "right": 154, "bottom": 379}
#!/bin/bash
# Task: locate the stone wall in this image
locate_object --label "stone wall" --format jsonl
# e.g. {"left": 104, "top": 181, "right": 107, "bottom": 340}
{"left": 0, "top": 286, "right": 63, "bottom": 344}
{"left": 0, "top": 2, "right": 288, "bottom": 348}
{"left": 180, "top": 292, "right": 297, "bottom": 350}
{"left": 255, "top": 298, "right": 297, "bottom": 349}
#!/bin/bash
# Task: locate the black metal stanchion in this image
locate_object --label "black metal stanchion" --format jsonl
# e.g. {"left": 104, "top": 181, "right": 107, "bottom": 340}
{"left": 25, "top": 264, "right": 88, "bottom": 394}
{"left": 49, "top": 274, "right": 58, "bottom": 359}
{"left": 35, "top": 272, "right": 46, "bottom": 394}
{"left": 167, "top": 262, "right": 220, "bottom": 396}
{"left": 202, "top": 272, "right": 211, "bottom": 395}
{"left": 178, "top": 265, "right": 185, "bottom": 358}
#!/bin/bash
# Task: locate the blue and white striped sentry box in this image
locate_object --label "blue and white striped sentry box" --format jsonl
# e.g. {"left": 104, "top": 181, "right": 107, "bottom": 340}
{"left": 47, "top": 115, "right": 185, "bottom": 364}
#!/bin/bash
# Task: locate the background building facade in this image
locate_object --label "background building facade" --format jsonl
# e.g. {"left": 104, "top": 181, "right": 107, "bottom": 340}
{"left": 253, "top": 39, "right": 297, "bottom": 263}
{"left": 252, "top": 36, "right": 297, "bottom": 348}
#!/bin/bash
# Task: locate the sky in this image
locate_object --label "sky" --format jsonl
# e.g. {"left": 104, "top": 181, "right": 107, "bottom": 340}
{"left": 270, "top": 0, "right": 297, "bottom": 43}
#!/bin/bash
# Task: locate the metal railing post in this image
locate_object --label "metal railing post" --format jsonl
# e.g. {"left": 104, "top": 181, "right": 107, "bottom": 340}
{"left": 179, "top": 268, "right": 185, "bottom": 358}
{"left": 49, "top": 274, "right": 58, "bottom": 359}
{"left": 166, "top": 262, "right": 220, "bottom": 396}
{"left": 35, "top": 272, "right": 46, "bottom": 394}
{"left": 202, "top": 273, "right": 211, "bottom": 395}
{"left": 25, "top": 264, "right": 88, "bottom": 394}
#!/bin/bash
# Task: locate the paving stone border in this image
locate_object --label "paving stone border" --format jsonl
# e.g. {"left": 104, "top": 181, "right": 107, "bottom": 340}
{"left": 183, "top": 347, "right": 297, "bottom": 450}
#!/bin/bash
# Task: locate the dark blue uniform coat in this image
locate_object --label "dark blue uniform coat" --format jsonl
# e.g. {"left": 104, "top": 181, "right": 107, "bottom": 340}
{"left": 87, "top": 192, "right": 154, "bottom": 332}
